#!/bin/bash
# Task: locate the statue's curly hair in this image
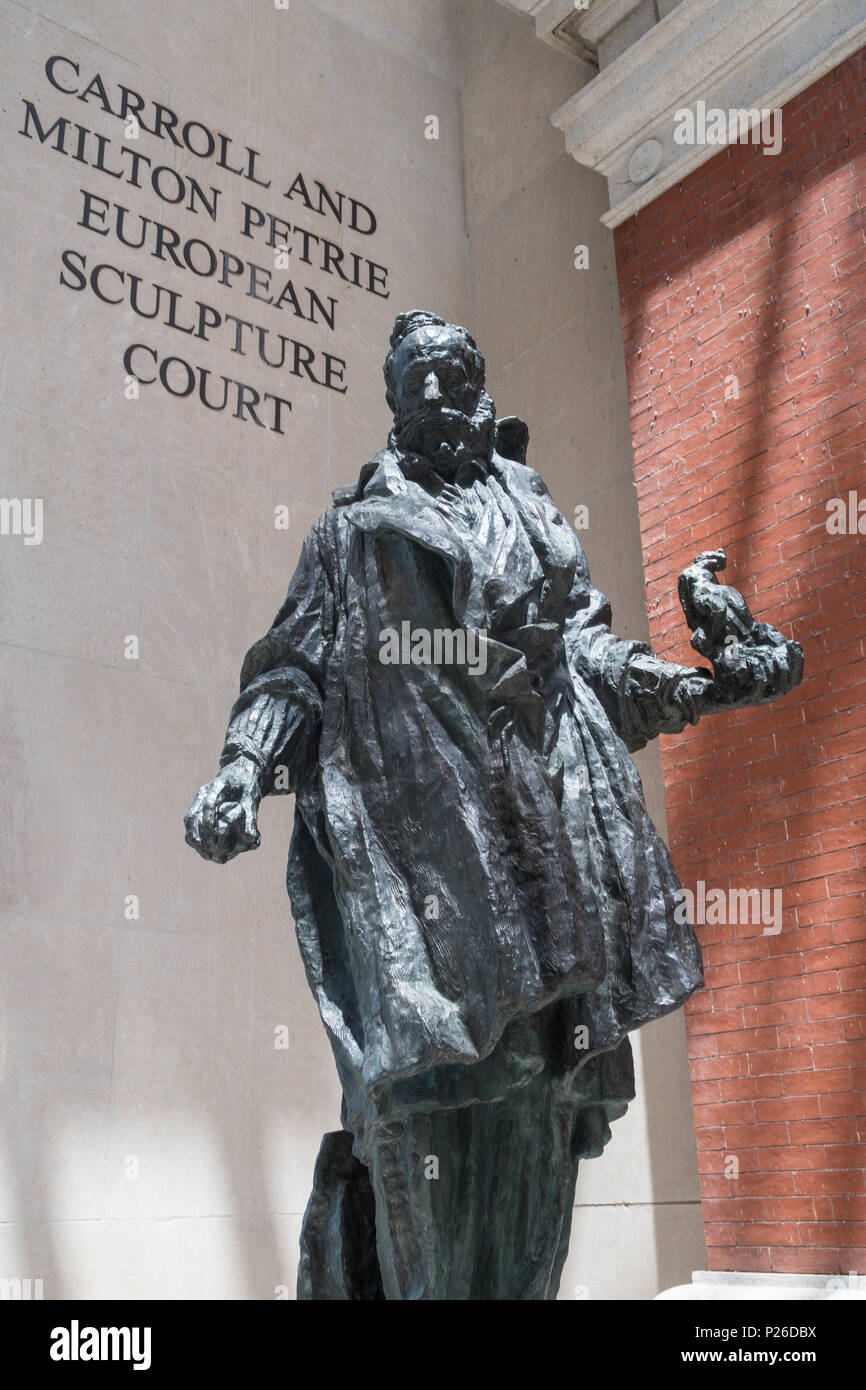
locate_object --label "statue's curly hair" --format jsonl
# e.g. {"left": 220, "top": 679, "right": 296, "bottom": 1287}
{"left": 383, "top": 310, "right": 485, "bottom": 412}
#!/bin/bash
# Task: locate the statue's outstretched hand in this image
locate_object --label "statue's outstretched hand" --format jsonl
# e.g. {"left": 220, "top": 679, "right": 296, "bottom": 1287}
{"left": 676, "top": 548, "right": 804, "bottom": 717}
{"left": 709, "top": 629, "right": 805, "bottom": 708}
{"left": 184, "top": 755, "right": 262, "bottom": 864}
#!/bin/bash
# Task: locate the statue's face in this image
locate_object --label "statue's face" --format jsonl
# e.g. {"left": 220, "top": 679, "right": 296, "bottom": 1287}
{"left": 389, "top": 326, "right": 485, "bottom": 472}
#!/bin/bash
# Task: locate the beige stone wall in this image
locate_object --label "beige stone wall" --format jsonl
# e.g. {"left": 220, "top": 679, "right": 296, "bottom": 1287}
{"left": 460, "top": 0, "right": 706, "bottom": 1300}
{"left": 0, "top": 0, "right": 467, "bottom": 1300}
{"left": 0, "top": 0, "right": 702, "bottom": 1299}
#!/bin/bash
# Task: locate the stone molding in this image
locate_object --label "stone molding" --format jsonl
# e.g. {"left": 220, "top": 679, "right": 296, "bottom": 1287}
{"left": 656, "top": 1271, "right": 866, "bottom": 1301}
{"left": 496, "top": 0, "right": 866, "bottom": 225}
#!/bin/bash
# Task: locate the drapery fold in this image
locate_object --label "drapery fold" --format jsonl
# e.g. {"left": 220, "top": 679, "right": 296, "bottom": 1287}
{"left": 220, "top": 431, "right": 703, "bottom": 1163}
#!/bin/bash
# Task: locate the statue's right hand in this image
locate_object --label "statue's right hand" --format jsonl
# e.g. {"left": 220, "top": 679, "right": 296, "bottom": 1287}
{"left": 184, "top": 756, "right": 262, "bottom": 864}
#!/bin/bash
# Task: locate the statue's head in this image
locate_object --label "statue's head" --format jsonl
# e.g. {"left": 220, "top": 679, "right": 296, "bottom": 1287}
{"left": 384, "top": 311, "right": 495, "bottom": 474}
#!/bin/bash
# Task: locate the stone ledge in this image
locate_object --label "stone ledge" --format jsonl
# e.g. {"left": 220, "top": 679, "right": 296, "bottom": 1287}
{"left": 656, "top": 1271, "right": 866, "bottom": 1301}
{"left": 498, "top": 0, "right": 866, "bottom": 226}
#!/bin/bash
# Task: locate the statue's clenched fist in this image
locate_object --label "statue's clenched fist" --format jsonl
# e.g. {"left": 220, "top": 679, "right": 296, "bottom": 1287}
{"left": 184, "top": 754, "right": 263, "bottom": 864}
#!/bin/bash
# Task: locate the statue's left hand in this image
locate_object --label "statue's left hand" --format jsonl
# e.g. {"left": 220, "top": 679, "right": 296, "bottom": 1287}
{"left": 676, "top": 547, "right": 804, "bottom": 717}
{"left": 692, "top": 632, "right": 804, "bottom": 716}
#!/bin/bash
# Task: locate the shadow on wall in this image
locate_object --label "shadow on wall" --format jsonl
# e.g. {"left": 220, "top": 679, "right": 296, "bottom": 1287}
{"left": 0, "top": 849, "right": 342, "bottom": 1299}
{"left": 642, "top": 1011, "right": 708, "bottom": 1291}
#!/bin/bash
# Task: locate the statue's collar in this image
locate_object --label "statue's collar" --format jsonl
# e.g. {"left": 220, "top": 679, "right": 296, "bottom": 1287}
{"left": 399, "top": 452, "right": 489, "bottom": 495}
{"left": 331, "top": 416, "right": 529, "bottom": 507}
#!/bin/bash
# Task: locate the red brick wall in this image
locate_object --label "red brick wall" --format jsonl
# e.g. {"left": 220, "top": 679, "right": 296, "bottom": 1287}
{"left": 614, "top": 51, "right": 866, "bottom": 1275}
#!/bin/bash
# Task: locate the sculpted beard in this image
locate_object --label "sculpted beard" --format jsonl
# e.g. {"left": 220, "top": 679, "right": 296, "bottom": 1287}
{"left": 391, "top": 390, "right": 496, "bottom": 470}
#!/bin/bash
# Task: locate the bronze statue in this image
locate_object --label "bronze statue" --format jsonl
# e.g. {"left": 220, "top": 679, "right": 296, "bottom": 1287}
{"left": 184, "top": 311, "right": 803, "bottom": 1299}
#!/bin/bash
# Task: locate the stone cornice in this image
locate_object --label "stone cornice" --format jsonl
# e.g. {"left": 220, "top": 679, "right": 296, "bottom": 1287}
{"left": 496, "top": 0, "right": 866, "bottom": 226}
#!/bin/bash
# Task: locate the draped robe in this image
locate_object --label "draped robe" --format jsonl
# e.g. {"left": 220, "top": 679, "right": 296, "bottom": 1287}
{"left": 220, "top": 421, "right": 704, "bottom": 1166}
